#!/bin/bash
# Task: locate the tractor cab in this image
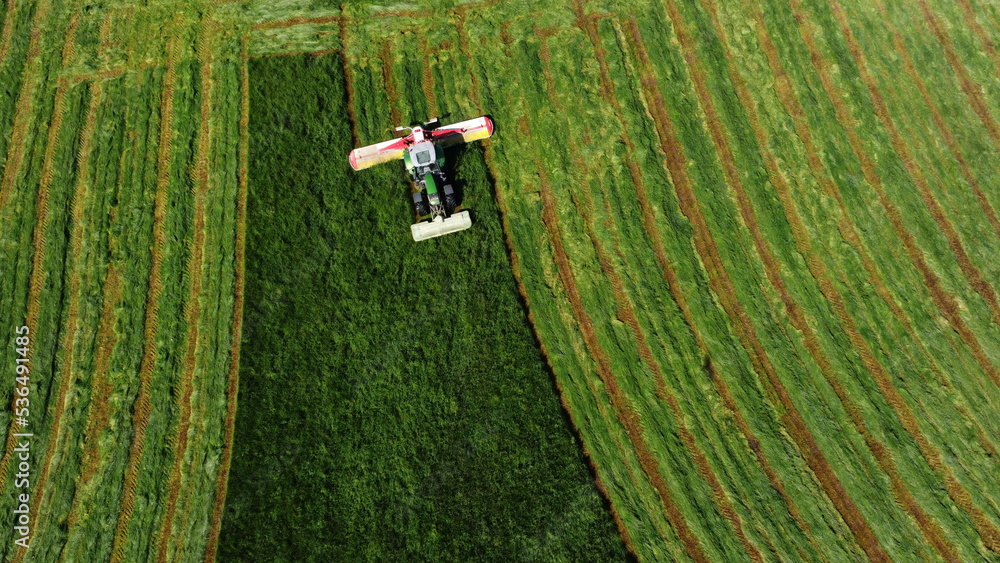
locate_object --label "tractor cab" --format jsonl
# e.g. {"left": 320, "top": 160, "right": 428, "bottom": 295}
{"left": 407, "top": 141, "right": 436, "bottom": 173}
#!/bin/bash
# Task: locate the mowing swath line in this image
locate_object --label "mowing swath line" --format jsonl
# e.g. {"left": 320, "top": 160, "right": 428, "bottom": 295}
{"left": 109, "top": 19, "right": 181, "bottom": 563}
{"left": 953, "top": 0, "right": 999, "bottom": 66}
{"left": 419, "top": 34, "right": 438, "bottom": 118}
{"left": 873, "top": 3, "right": 1000, "bottom": 243}
{"left": 380, "top": 40, "right": 402, "bottom": 130}
{"left": 663, "top": 0, "right": 956, "bottom": 556}
{"left": 915, "top": 0, "right": 1000, "bottom": 149}
{"left": 0, "top": 8, "right": 74, "bottom": 494}
{"left": 339, "top": 17, "right": 360, "bottom": 147}
{"left": 252, "top": 15, "right": 340, "bottom": 31}
{"left": 569, "top": 134, "right": 767, "bottom": 563}
{"left": 156, "top": 20, "right": 216, "bottom": 563}
{"left": 784, "top": 0, "right": 1000, "bottom": 392}
{"left": 0, "top": 0, "right": 15, "bottom": 67}
{"left": 0, "top": 0, "right": 53, "bottom": 211}
{"left": 819, "top": 0, "right": 1000, "bottom": 550}
{"left": 450, "top": 26, "right": 639, "bottom": 557}
{"left": 698, "top": 1, "right": 965, "bottom": 558}
{"left": 745, "top": 5, "right": 1000, "bottom": 434}
{"left": 528, "top": 118, "right": 710, "bottom": 562}
{"left": 824, "top": 1, "right": 1000, "bottom": 326}
{"left": 203, "top": 33, "right": 249, "bottom": 563}
{"left": 623, "top": 17, "right": 891, "bottom": 562}
{"left": 11, "top": 78, "right": 102, "bottom": 563}
{"left": 540, "top": 27, "right": 767, "bottom": 560}
{"left": 591, "top": 15, "right": 825, "bottom": 555}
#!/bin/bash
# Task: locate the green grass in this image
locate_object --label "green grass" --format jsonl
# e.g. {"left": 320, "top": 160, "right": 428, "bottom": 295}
{"left": 216, "top": 53, "right": 628, "bottom": 562}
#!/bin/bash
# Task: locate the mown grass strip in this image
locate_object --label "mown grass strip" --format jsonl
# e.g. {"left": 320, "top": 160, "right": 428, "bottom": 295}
{"left": 871, "top": 3, "right": 1000, "bottom": 241}
{"left": 952, "top": 0, "right": 999, "bottom": 66}
{"left": 0, "top": 0, "right": 15, "bottom": 66}
{"left": 339, "top": 16, "right": 359, "bottom": 147}
{"left": 588, "top": 13, "right": 824, "bottom": 555}
{"left": 623, "top": 17, "right": 890, "bottom": 562}
{"left": 527, "top": 115, "right": 709, "bottom": 562}
{"left": 823, "top": 0, "right": 1000, "bottom": 326}
{"left": 0, "top": 3, "right": 71, "bottom": 493}
{"left": 109, "top": 19, "right": 181, "bottom": 563}
{"left": 202, "top": 33, "right": 249, "bottom": 563}
{"left": 380, "top": 39, "right": 401, "bottom": 127}
{"left": 156, "top": 19, "right": 216, "bottom": 563}
{"left": 783, "top": 0, "right": 1000, "bottom": 395}
{"left": 0, "top": 0, "right": 53, "bottom": 210}
{"left": 697, "top": 1, "right": 967, "bottom": 558}
{"left": 11, "top": 76, "right": 101, "bottom": 563}
{"left": 420, "top": 33, "right": 438, "bottom": 118}
{"left": 915, "top": 0, "right": 1000, "bottom": 148}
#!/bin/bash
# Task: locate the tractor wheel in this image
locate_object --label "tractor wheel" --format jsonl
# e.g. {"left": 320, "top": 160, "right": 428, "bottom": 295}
{"left": 443, "top": 184, "right": 457, "bottom": 212}
{"left": 413, "top": 192, "right": 430, "bottom": 217}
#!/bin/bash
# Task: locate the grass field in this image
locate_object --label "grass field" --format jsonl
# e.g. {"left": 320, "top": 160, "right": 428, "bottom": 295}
{"left": 0, "top": 0, "right": 999, "bottom": 560}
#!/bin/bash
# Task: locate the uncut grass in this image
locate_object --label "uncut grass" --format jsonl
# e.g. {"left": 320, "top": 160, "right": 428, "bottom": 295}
{"left": 217, "top": 52, "right": 627, "bottom": 562}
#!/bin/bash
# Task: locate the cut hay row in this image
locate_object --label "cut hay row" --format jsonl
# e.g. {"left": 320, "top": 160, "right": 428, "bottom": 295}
{"left": 786, "top": 0, "right": 1000, "bottom": 550}
{"left": 419, "top": 33, "right": 438, "bottom": 119}
{"left": 823, "top": 0, "right": 1000, "bottom": 326}
{"left": 530, "top": 122, "right": 709, "bottom": 562}
{"left": 380, "top": 40, "right": 401, "bottom": 130}
{"left": 0, "top": 0, "right": 15, "bottom": 66}
{"left": 870, "top": 2, "right": 1000, "bottom": 241}
{"left": 156, "top": 20, "right": 216, "bottom": 563}
{"left": 0, "top": 3, "right": 70, "bottom": 493}
{"left": 915, "top": 0, "right": 1000, "bottom": 148}
{"left": 623, "top": 17, "right": 890, "bottom": 562}
{"left": 695, "top": 0, "right": 968, "bottom": 557}
{"left": 744, "top": 3, "right": 1000, "bottom": 447}
{"left": 11, "top": 77, "right": 102, "bottom": 563}
{"left": 0, "top": 0, "right": 53, "bottom": 210}
{"left": 537, "top": 26, "right": 770, "bottom": 560}
{"left": 569, "top": 131, "right": 766, "bottom": 562}
{"left": 109, "top": 20, "right": 182, "bottom": 563}
{"left": 952, "top": 0, "right": 999, "bottom": 66}
{"left": 587, "top": 13, "right": 823, "bottom": 555}
{"left": 202, "top": 33, "right": 250, "bottom": 563}
{"left": 785, "top": 0, "right": 1000, "bottom": 395}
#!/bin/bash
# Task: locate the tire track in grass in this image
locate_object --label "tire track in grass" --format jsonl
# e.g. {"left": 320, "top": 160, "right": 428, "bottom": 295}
{"left": 419, "top": 33, "right": 438, "bottom": 118}
{"left": 0, "top": 0, "right": 16, "bottom": 66}
{"left": 381, "top": 39, "right": 401, "bottom": 127}
{"left": 156, "top": 20, "right": 215, "bottom": 563}
{"left": 452, "top": 16, "right": 644, "bottom": 558}
{"left": 110, "top": 19, "right": 181, "bottom": 563}
{"left": 790, "top": 1, "right": 1000, "bottom": 549}
{"left": 203, "top": 33, "right": 249, "bottom": 563}
{"left": 872, "top": 2, "right": 1000, "bottom": 242}
{"left": 339, "top": 14, "right": 359, "bottom": 147}
{"left": 0, "top": 0, "right": 52, "bottom": 211}
{"left": 700, "top": 0, "right": 972, "bottom": 558}
{"left": 784, "top": 0, "right": 1000, "bottom": 391}
{"left": 824, "top": 0, "right": 1000, "bottom": 326}
{"left": 532, "top": 151, "right": 708, "bottom": 563}
{"left": 0, "top": 9, "right": 74, "bottom": 492}
{"left": 915, "top": 0, "right": 1000, "bottom": 149}
{"left": 590, "top": 14, "right": 825, "bottom": 556}
{"left": 749, "top": 5, "right": 1000, "bottom": 435}
{"left": 953, "top": 0, "right": 999, "bottom": 65}
{"left": 11, "top": 76, "right": 101, "bottom": 563}
{"left": 623, "top": 18, "right": 890, "bottom": 562}
{"left": 541, "top": 27, "right": 767, "bottom": 561}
